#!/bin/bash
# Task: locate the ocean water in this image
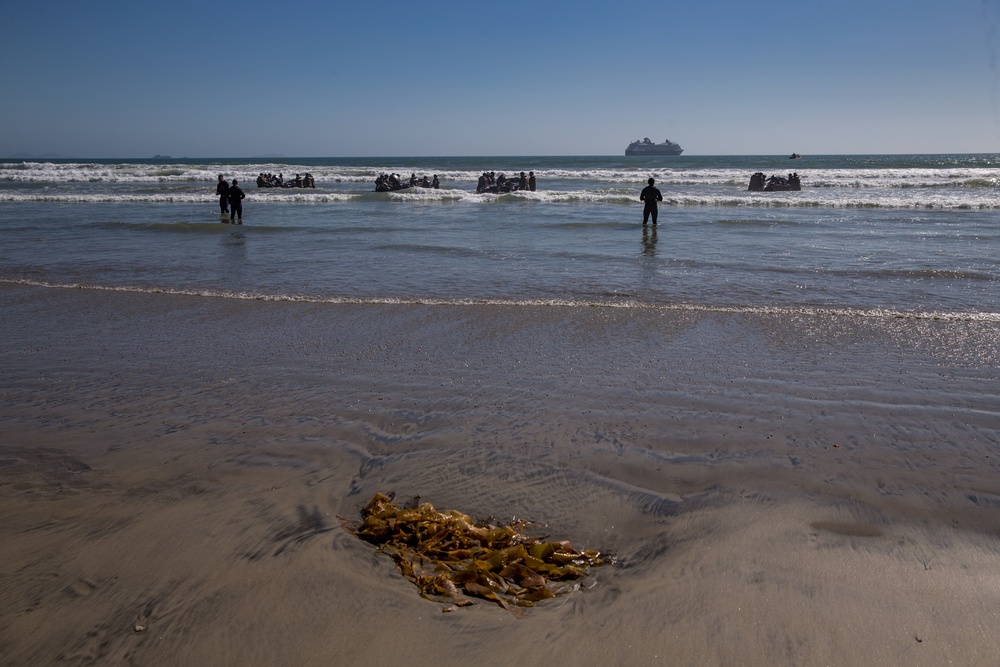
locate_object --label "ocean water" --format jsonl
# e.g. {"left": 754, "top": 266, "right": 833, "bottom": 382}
{"left": 1, "top": 154, "right": 998, "bottom": 320}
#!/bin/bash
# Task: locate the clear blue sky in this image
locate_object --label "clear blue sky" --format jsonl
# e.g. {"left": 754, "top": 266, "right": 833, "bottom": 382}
{"left": 4, "top": 0, "right": 1000, "bottom": 157}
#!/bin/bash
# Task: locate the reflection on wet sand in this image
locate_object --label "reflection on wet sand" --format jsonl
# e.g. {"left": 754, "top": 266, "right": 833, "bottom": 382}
{"left": 1, "top": 283, "right": 999, "bottom": 665}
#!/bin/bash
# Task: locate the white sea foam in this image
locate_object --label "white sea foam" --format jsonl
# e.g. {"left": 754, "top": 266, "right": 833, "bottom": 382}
{"left": 0, "top": 192, "right": 358, "bottom": 204}
{"left": 4, "top": 160, "right": 998, "bottom": 191}
{"left": 1, "top": 188, "right": 996, "bottom": 209}
{"left": 4, "top": 277, "right": 997, "bottom": 323}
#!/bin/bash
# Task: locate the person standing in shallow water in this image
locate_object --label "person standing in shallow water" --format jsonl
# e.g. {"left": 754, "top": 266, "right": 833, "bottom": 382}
{"left": 639, "top": 177, "right": 663, "bottom": 226}
{"left": 227, "top": 178, "right": 245, "bottom": 223}
{"left": 215, "top": 175, "right": 229, "bottom": 216}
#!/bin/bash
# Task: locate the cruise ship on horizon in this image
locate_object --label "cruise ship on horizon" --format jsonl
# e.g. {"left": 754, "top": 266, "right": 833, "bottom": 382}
{"left": 625, "top": 138, "right": 683, "bottom": 156}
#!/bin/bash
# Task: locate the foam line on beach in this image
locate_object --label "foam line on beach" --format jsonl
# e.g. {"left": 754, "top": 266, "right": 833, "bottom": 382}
{"left": 0, "top": 193, "right": 358, "bottom": 204}
{"left": 4, "top": 277, "right": 997, "bottom": 323}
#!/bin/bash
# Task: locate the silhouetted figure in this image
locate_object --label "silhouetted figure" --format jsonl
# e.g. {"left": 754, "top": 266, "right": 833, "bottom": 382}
{"left": 528, "top": 171, "right": 536, "bottom": 191}
{"left": 639, "top": 177, "right": 663, "bottom": 226}
{"left": 216, "top": 175, "right": 229, "bottom": 215}
{"left": 228, "top": 178, "right": 245, "bottom": 223}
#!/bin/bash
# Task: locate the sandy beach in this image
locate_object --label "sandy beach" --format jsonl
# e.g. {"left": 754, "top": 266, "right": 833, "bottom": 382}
{"left": 2, "top": 282, "right": 1000, "bottom": 666}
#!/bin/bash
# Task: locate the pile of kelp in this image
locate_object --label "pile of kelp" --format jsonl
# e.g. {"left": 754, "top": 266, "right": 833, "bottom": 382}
{"left": 343, "top": 492, "right": 611, "bottom": 613}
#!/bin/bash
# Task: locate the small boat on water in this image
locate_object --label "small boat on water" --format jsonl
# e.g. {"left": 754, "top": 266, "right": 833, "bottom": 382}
{"left": 257, "top": 173, "right": 315, "bottom": 188}
{"left": 374, "top": 173, "right": 439, "bottom": 192}
{"left": 375, "top": 182, "right": 412, "bottom": 192}
{"left": 789, "top": 153, "right": 802, "bottom": 159}
{"left": 748, "top": 171, "right": 801, "bottom": 192}
{"left": 475, "top": 171, "right": 534, "bottom": 193}
{"left": 376, "top": 182, "right": 440, "bottom": 192}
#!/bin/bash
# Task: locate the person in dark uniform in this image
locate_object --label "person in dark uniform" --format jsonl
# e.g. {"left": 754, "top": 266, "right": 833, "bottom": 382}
{"left": 639, "top": 177, "right": 663, "bottom": 226}
{"left": 216, "top": 175, "right": 229, "bottom": 215}
{"left": 228, "top": 178, "right": 246, "bottom": 223}
{"left": 528, "top": 171, "right": 536, "bottom": 191}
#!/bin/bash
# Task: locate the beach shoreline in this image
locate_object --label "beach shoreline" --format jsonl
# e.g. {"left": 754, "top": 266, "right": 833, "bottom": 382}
{"left": 2, "top": 282, "right": 999, "bottom": 665}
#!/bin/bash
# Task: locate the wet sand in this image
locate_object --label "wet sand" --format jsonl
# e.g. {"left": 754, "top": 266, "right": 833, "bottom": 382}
{"left": 2, "top": 282, "right": 1000, "bottom": 666}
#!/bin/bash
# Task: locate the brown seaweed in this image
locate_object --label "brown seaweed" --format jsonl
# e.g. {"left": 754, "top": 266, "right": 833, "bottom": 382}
{"left": 342, "top": 492, "right": 611, "bottom": 613}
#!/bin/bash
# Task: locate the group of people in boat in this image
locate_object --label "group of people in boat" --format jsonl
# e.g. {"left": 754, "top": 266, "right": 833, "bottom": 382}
{"left": 374, "top": 173, "right": 440, "bottom": 192}
{"left": 257, "top": 172, "right": 315, "bottom": 188}
{"left": 476, "top": 171, "right": 536, "bottom": 194}
{"left": 748, "top": 171, "right": 801, "bottom": 192}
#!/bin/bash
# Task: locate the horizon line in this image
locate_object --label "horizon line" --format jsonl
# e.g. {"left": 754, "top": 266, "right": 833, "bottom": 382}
{"left": 5, "top": 151, "right": 1000, "bottom": 161}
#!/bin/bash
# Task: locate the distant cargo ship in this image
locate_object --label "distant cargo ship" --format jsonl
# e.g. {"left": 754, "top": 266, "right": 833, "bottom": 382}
{"left": 625, "top": 138, "right": 683, "bottom": 156}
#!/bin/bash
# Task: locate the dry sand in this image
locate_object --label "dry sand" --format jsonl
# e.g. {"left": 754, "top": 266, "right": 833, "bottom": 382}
{"left": 2, "top": 283, "right": 1000, "bottom": 666}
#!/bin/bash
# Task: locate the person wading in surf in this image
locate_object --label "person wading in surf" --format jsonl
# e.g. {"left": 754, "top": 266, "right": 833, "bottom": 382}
{"left": 216, "top": 175, "right": 229, "bottom": 216}
{"left": 227, "top": 179, "right": 245, "bottom": 224}
{"left": 639, "top": 177, "right": 663, "bottom": 226}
